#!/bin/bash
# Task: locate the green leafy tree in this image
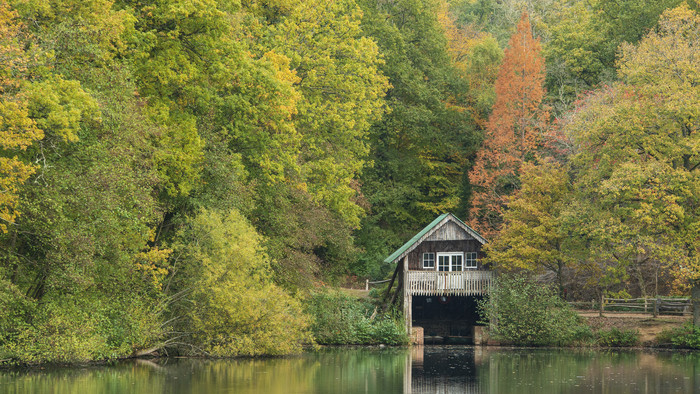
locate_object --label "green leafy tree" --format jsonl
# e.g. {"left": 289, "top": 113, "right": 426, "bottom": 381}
{"left": 565, "top": 5, "right": 699, "bottom": 303}
{"left": 479, "top": 274, "right": 589, "bottom": 346}
{"left": 541, "top": 0, "right": 607, "bottom": 111}
{"left": 0, "top": 0, "right": 169, "bottom": 363}
{"left": 253, "top": 0, "right": 389, "bottom": 227}
{"left": 540, "top": 0, "right": 696, "bottom": 112}
{"left": 593, "top": 0, "right": 690, "bottom": 70}
{"left": 450, "top": 0, "right": 556, "bottom": 46}
{"left": 354, "top": 0, "right": 480, "bottom": 279}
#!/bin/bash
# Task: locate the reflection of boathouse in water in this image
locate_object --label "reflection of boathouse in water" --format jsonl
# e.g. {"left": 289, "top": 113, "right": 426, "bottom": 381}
{"left": 406, "top": 346, "right": 484, "bottom": 393}
{"left": 383, "top": 213, "right": 492, "bottom": 344}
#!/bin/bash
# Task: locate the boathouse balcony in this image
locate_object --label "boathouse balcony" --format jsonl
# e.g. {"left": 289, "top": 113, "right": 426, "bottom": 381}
{"left": 406, "top": 270, "right": 493, "bottom": 296}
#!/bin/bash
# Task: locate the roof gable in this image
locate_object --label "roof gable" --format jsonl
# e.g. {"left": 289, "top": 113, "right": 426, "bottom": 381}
{"left": 383, "top": 213, "right": 486, "bottom": 264}
{"left": 425, "top": 221, "right": 474, "bottom": 241}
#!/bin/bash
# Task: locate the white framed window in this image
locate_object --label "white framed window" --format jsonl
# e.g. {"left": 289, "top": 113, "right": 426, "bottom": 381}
{"left": 422, "top": 253, "right": 435, "bottom": 269}
{"left": 465, "top": 252, "right": 478, "bottom": 269}
{"left": 437, "top": 253, "right": 463, "bottom": 272}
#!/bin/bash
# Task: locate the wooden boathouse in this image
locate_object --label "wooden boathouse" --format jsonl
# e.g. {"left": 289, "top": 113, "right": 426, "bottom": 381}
{"left": 383, "top": 213, "right": 492, "bottom": 343}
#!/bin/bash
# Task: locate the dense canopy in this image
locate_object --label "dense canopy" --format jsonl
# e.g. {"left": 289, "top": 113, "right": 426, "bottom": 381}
{"left": 1, "top": 0, "right": 699, "bottom": 363}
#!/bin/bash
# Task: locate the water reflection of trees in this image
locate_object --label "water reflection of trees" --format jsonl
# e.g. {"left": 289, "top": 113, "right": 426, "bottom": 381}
{"left": 475, "top": 349, "right": 698, "bottom": 394}
{"left": 0, "top": 350, "right": 408, "bottom": 394}
{"left": 408, "top": 347, "right": 699, "bottom": 394}
{"left": 1, "top": 348, "right": 697, "bottom": 393}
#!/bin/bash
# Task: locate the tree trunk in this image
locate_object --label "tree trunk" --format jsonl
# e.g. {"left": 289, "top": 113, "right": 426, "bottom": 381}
{"left": 382, "top": 264, "right": 400, "bottom": 305}
{"left": 556, "top": 262, "right": 565, "bottom": 299}
{"left": 692, "top": 284, "right": 700, "bottom": 327}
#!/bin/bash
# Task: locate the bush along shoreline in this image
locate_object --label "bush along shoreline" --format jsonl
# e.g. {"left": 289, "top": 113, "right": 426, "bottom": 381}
{"left": 5, "top": 275, "right": 698, "bottom": 368}
{"left": 477, "top": 275, "right": 699, "bottom": 350}
{"left": 0, "top": 287, "right": 408, "bottom": 368}
{"left": 305, "top": 290, "right": 409, "bottom": 346}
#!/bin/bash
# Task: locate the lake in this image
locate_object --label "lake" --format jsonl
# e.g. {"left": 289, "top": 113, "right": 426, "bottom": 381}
{"left": 1, "top": 346, "right": 698, "bottom": 393}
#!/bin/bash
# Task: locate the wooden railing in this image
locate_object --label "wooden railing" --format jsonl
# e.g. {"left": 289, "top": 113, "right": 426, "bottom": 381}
{"left": 406, "top": 270, "right": 493, "bottom": 296}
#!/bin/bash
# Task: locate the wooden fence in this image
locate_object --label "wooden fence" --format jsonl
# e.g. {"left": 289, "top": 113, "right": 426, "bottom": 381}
{"left": 571, "top": 297, "right": 693, "bottom": 316}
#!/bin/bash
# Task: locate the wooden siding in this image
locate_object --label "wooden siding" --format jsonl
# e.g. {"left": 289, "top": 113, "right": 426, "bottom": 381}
{"left": 408, "top": 240, "right": 485, "bottom": 270}
{"left": 406, "top": 271, "right": 492, "bottom": 296}
{"left": 425, "top": 221, "right": 473, "bottom": 241}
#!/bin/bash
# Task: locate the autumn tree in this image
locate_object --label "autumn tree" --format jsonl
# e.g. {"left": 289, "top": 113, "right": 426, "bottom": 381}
{"left": 484, "top": 160, "right": 583, "bottom": 295}
{"left": 564, "top": 5, "right": 699, "bottom": 315}
{"left": 468, "top": 12, "right": 549, "bottom": 238}
{"left": 438, "top": 0, "right": 503, "bottom": 127}
{"left": 0, "top": 4, "right": 42, "bottom": 233}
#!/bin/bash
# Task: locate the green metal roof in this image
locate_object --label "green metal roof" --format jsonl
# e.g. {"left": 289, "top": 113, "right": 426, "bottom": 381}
{"left": 383, "top": 213, "right": 449, "bottom": 264}
{"left": 383, "top": 213, "right": 487, "bottom": 264}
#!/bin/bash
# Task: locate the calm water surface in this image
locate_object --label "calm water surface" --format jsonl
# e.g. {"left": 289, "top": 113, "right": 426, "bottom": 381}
{"left": 1, "top": 347, "right": 698, "bottom": 393}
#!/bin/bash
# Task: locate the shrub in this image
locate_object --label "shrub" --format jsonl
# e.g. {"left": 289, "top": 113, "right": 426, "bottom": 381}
{"left": 596, "top": 327, "right": 640, "bottom": 347}
{"left": 0, "top": 281, "right": 164, "bottom": 365}
{"left": 478, "top": 274, "right": 588, "bottom": 346}
{"left": 657, "top": 323, "right": 700, "bottom": 349}
{"left": 570, "top": 324, "right": 596, "bottom": 345}
{"left": 305, "top": 290, "right": 408, "bottom": 345}
{"left": 11, "top": 298, "right": 108, "bottom": 364}
{"left": 169, "top": 209, "right": 313, "bottom": 356}
{"left": 0, "top": 280, "right": 35, "bottom": 347}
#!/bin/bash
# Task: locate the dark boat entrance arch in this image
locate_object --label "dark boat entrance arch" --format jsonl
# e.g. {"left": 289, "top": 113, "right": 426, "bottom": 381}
{"left": 412, "top": 295, "right": 485, "bottom": 343}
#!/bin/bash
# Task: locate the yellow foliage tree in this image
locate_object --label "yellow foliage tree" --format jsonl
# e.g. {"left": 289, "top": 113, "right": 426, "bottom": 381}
{"left": 437, "top": 0, "right": 503, "bottom": 127}
{"left": 485, "top": 160, "right": 579, "bottom": 295}
{"left": 0, "top": 3, "right": 42, "bottom": 232}
{"left": 170, "top": 209, "right": 312, "bottom": 356}
{"left": 564, "top": 5, "right": 699, "bottom": 309}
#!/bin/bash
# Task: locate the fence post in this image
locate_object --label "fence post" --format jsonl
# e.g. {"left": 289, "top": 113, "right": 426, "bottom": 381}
{"left": 599, "top": 294, "right": 604, "bottom": 317}
{"left": 653, "top": 296, "right": 659, "bottom": 318}
{"left": 365, "top": 279, "right": 369, "bottom": 291}
{"left": 644, "top": 298, "right": 648, "bottom": 314}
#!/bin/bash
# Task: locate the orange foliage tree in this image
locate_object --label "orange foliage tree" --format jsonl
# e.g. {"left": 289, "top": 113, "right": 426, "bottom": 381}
{"left": 468, "top": 12, "right": 549, "bottom": 238}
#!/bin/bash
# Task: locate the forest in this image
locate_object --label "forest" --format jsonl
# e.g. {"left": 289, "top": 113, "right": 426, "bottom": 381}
{"left": 0, "top": 0, "right": 698, "bottom": 363}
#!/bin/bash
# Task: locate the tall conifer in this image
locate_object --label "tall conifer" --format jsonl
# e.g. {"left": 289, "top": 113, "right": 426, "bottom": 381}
{"left": 468, "top": 12, "right": 549, "bottom": 238}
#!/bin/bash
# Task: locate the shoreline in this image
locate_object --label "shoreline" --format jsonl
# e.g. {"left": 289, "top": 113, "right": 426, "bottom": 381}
{"left": 3, "top": 341, "right": 698, "bottom": 371}
{"left": 2, "top": 311, "right": 696, "bottom": 369}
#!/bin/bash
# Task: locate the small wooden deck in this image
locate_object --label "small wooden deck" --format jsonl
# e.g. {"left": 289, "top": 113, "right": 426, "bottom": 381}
{"left": 406, "top": 270, "right": 493, "bottom": 296}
